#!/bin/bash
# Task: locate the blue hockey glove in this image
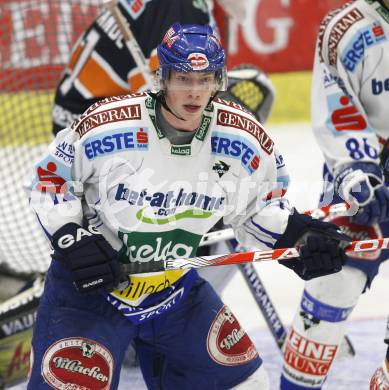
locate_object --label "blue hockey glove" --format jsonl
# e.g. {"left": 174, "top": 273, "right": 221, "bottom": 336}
{"left": 275, "top": 210, "right": 350, "bottom": 280}
{"left": 335, "top": 162, "right": 389, "bottom": 225}
{"left": 52, "top": 223, "right": 121, "bottom": 293}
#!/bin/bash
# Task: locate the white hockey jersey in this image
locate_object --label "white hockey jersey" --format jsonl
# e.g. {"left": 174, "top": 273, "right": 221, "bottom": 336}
{"left": 29, "top": 94, "right": 291, "bottom": 319}
{"left": 311, "top": 0, "right": 389, "bottom": 178}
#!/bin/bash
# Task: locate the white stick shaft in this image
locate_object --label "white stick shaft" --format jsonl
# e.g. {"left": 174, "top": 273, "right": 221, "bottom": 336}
{"left": 102, "top": 0, "right": 154, "bottom": 90}
{"left": 163, "top": 237, "right": 389, "bottom": 271}
{"left": 121, "top": 237, "right": 389, "bottom": 274}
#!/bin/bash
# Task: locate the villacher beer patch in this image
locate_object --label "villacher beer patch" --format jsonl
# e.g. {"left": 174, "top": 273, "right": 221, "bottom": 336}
{"left": 42, "top": 337, "right": 113, "bottom": 390}
{"left": 207, "top": 305, "right": 258, "bottom": 366}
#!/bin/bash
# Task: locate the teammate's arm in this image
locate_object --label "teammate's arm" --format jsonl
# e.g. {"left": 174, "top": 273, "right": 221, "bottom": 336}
{"left": 29, "top": 117, "right": 121, "bottom": 294}
{"left": 312, "top": 21, "right": 389, "bottom": 225}
{"left": 223, "top": 125, "right": 349, "bottom": 280}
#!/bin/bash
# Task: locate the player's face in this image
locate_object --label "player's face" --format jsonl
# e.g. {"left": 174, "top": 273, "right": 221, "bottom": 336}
{"left": 165, "top": 71, "right": 217, "bottom": 122}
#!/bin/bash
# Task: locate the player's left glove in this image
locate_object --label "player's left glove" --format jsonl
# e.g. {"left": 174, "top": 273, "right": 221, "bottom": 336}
{"left": 275, "top": 210, "right": 350, "bottom": 280}
{"left": 52, "top": 223, "right": 121, "bottom": 293}
{"left": 335, "top": 162, "right": 389, "bottom": 225}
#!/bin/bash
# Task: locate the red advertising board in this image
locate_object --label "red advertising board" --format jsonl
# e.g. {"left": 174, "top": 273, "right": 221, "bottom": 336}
{"left": 220, "top": 0, "right": 345, "bottom": 72}
{"left": 0, "top": 0, "right": 346, "bottom": 91}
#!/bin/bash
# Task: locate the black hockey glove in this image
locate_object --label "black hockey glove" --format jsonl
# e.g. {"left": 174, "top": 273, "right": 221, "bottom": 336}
{"left": 52, "top": 223, "right": 121, "bottom": 293}
{"left": 274, "top": 210, "right": 351, "bottom": 280}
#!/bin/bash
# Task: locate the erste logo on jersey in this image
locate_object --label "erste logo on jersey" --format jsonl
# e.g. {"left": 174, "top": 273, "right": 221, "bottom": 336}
{"left": 211, "top": 132, "right": 260, "bottom": 175}
{"left": 326, "top": 93, "right": 369, "bottom": 133}
{"left": 83, "top": 127, "right": 148, "bottom": 159}
{"left": 327, "top": 8, "right": 364, "bottom": 65}
{"left": 42, "top": 338, "right": 113, "bottom": 390}
{"left": 34, "top": 157, "right": 73, "bottom": 195}
{"left": 216, "top": 109, "right": 273, "bottom": 155}
{"left": 341, "top": 23, "right": 386, "bottom": 72}
{"left": 187, "top": 53, "right": 209, "bottom": 71}
{"left": 207, "top": 305, "right": 258, "bottom": 366}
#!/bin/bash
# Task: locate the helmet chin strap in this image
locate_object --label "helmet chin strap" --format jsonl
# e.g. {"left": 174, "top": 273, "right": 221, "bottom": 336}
{"left": 148, "top": 91, "right": 187, "bottom": 121}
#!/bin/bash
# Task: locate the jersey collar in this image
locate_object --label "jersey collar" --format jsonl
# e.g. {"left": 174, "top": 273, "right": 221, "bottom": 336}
{"left": 145, "top": 95, "right": 214, "bottom": 156}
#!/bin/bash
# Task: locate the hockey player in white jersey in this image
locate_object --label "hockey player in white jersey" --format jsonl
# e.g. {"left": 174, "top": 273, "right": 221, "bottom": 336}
{"left": 50, "top": 0, "right": 274, "bottom": 297}
{"left": 280, "top": 1, "right": 389, "bottom": 389}
{"left": 27, "top": 23, "right": 349, "bottom": 389}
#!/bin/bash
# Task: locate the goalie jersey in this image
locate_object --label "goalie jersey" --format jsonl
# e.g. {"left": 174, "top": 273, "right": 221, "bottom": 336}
{"left": 31, "top": 94, "right": 291, "bottom": 324}
{"left": 52, "top": 0, "right": 212, "bottom": 133}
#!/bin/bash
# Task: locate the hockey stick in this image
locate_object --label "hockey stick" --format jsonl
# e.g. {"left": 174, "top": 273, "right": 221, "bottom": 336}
{"left": 121, "top": 236, "right": 389, "bottom": 274}
{"left": 102, "top": 0, "right": 154, "bottom": 90}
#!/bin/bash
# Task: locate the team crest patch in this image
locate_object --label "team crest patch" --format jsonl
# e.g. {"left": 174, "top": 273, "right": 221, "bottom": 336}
{"left": 207, "top": 305, "right": 258, "bottom": 366}
{"left": 42, "top": 338, "right": 114, "bottom": 390}
{"left": 212, "top": 160, "right": 230, "bottom": 178}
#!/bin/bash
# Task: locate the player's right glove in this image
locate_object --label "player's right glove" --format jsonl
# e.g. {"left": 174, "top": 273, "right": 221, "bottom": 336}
{"left": 52, "top": 223, "right": 121, "bottom": 293}
{"left": 335, "top": 162, "right": 389, "bottom": 225}
{"left": 274, "top": 210, "right": 350, "bottom": 280}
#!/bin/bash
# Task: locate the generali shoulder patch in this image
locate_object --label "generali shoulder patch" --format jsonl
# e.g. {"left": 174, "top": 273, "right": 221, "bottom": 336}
{"left": 207, "top": 305, "right": 258, "bottom": 366}
{"left": 327, "top": 7, "right": 364, "bottom": 66}
{"left": 216, "top": 108, "right": 274, "bottom": 155}
{"left": 74, "top": 104, "right": 142, "bottom": 138}
{"left": 42, "top": 337, "right": 114, "bottom": 390}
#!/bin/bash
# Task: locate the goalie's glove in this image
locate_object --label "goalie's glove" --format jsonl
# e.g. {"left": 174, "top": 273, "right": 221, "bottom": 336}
{"left": 335, "top": 162, "right": 389, "bottom": 225}
{"left": 275, "top": 210, "right": 350, "bottom": 280}
{"left": 52, "top": 223, "right": 121, "bottom": 293}
{"left": 218, "top": 64, "right": 275, "bottom": 124}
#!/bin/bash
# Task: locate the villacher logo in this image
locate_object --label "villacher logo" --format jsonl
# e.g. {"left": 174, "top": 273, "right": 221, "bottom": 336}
{"left": 42, "top": 338, "right": 113, "bottom": 390}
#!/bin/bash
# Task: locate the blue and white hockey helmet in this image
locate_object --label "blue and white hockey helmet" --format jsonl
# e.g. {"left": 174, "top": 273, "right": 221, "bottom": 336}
{"left": 157, "top": 23, "right": 228, "bottom": 91}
